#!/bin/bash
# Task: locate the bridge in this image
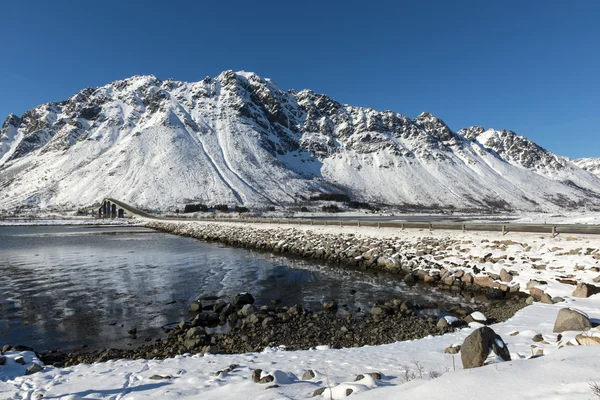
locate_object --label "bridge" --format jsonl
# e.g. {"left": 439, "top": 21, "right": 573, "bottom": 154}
{"left": 97, "top": 198, "right": 154, "bottom": 219}
{"left": 96, "top": 198, "right": 600, "bottom": 237}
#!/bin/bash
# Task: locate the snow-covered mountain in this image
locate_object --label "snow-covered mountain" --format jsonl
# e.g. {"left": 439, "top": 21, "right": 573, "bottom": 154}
{"left": 1, "top": 71, "right": 600, "bottom": 212}
{"left": 573, "top": 158, "right": 600, "bottom": 179}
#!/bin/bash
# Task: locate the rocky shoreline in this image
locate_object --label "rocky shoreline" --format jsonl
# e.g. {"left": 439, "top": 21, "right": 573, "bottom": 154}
{"left": 37, "top": 291, "right": 526, "bottom": 368}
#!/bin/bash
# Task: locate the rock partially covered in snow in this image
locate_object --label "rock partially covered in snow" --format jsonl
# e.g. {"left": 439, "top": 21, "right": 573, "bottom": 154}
{"left": 464, "top": 311, "right": 487, "bottom": 324}
{"left": 572, "top": 282, "right": 599, "bottom": 298}
{"left": 553, "top": 308, "right": 592, "bottom": 333}
{"left": 461, "top": 327, "right": 511, "bottom": 368}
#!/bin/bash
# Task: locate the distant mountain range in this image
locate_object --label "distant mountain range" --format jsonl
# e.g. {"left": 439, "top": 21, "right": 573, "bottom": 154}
{"left": 1, "top": 71, "right": 599, "bottom": 212}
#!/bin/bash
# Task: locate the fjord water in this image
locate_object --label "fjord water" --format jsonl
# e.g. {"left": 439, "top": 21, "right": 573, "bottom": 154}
{"left": 0, "top": 225, "right": 450, "bottom": 352}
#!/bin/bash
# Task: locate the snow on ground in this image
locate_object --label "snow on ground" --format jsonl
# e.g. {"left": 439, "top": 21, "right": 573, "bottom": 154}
{"left": 1, "top": 219, "right": 600, "bottom": 399}
{"left": 2, "top": 299, "right": 600, "bottom": 399}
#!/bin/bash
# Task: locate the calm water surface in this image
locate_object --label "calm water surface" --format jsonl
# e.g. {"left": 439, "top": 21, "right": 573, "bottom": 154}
{"left": 0, "top": 225, "right": 458, "bottom": 352}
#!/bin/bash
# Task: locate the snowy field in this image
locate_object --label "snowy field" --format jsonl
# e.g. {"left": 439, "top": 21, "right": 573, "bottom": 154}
{"left": 1, "top": 219, "right": 600, "bottom": 399}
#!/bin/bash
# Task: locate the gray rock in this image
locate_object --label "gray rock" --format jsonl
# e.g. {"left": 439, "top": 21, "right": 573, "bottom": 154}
{"left": 553, "top": 308, "right": 592, "bottom": 333}
{"left": 461, "top": 327, "right": 510, "bottom": 369}
{"left": 437, "top": 318, "right": 449, "bottom": 329}
{"left": 404, "top": 273, "right": 418, "bottom": 286}
{"left": 213, "top": 301, "right": 227, "bottom": 313}
{"left": 25, "top": 363, "right": 43, "bottom": 375}
{"left": 552, "top": 296, "right": 565, "bottom": 303}
{"left": 313, "top": 388, "right": 326, "bottom": 397}
{"left": 239, "top": 304, "right": 256, "bottom": 317}
{"left": 233, "top": 292, "right": 255, "bottom": 307}
{"left": 576, "top": 334, "right": 600, "bottom": 345}
{"left": 532, "top": 334, "right": 544, "bottom": 342}
{"left": 262, "top": 317, "right": 276, "bottom": 328}
{"left": 220, "top": 303, "right": 235, "bottom": 317}
{"left": 14, "top": 356, "right": 25, "bottom": 365}
{"left": 346, "top": 388, "right": 354, "bottom": 396}
{"left": 252, "top": 369, "right": 263, "bottom": 382}
{"left": 572, "top": 283, "right": 599, "bottom": 298}
{"left": 188, "top": 302, "right": 202, "bottom": 312}
{"left": 525, "top": 296, "right": 535, "bottom": 305}
{"left": 0, "top": 355, "right": 5, "bottom": 365}
{"left": 149, "top": 374, "right": 172, "bottom": 380}
{"left": 301, "top": 369, "right": 316, "bottom": 380}
{"left": 444, "top": 345, "right": 461, "bottom": 354}
{"left": 322, "top": 301, "right": 338, "bottom": 312}
{"left": 499, "top": 269, "right": 513, "bottom": 282}
{"left": 186, "top": 327, "right": 205, "bottom": 338}
{"left": 370, "top": 306, "right": 384, "bottom": 316}
{"left": 183, "top": 338, "right": 201, "bottom": 349}
{"left": 540, "top": 293, "right": 553, "bottom": 304}
{"left": 259, "top": 374, "right": 274, "bottom": 384}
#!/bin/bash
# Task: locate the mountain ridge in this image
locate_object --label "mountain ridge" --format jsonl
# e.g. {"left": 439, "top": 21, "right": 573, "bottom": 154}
{"left": 1, "top": 71, "right": 599, "bottom": 212}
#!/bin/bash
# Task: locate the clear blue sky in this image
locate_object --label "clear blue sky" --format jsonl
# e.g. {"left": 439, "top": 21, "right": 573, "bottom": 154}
{"left": 1, "top": 0, "right": 598, "bottom": 158}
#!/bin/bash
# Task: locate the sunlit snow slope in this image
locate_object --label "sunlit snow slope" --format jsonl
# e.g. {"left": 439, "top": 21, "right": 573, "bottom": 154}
{"left": 1, "top": 71, "right": 599, "bottom": 211}
{"left": 574, "top": 158, "right": 600, "bottom": 179}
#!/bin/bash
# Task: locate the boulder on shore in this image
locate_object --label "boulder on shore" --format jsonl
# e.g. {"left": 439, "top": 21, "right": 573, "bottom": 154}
{"left": 461, "top": 327, "right": 510, "bottom": 368}
{"left": 553, "top": 308, "right": 592, "bottom": 333}
{"left": 572, "top": 283, "right": 599, "bottom": 298}
{"left": 233, "top": 292, "right": 255, "bottom": 307}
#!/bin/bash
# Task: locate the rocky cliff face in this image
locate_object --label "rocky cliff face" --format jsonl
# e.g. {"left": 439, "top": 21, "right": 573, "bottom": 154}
{"left": 1, "top": 71, "right": 599, "bottom": 212}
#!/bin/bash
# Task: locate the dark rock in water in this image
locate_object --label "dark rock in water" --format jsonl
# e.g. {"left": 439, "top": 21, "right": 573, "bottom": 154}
{"left": 252, "top": 369, "right": 263, "bottom": 382}
{"left": 233, "top": 293, "right": 255, "bottom": 307}
{"left": 189, "top": 302, "right": 202, "bottom": 312}
{"left": 403, "top": 273, "right": 418, "bottom": 286}
{"left": 266, "top": 384, "right": 279, "bottom": 389}
{"left": 213, "top": 301, "right": 227, "bottom": 313}
{"left": 1, "top": 345, "right": 11, "bottom": 354}
{"left": 14, "top": 356, "right": 26, "bottom": 365}
{"left": 199, "top": 295, "right": 220, "bottom": 301}
{"left": 220, "top": 304, "right": 235, "bottom": 317}
{"left": 25, "top": 363, "right": 43, "bottom": 375}
{"left": 345, "top": 388, "right": 353, "bottom": 396}
{"left": 0, "top": 355, "right": 6, "bottom": 365}
{"left": 12, "top": 345, "right": 34, "bottom": 352}
{"left": 313, "top": 388, "right": 326, "bottom": 397}
{"left": 149, "top": 374, "right": 172, "bottom": 380}
{"left": 127, "top": 328, "right": 137, "bottom": 335}
{"left": 322, "top": 300, "right": 338, "bottom": 312}
{"left": 461, "top": 327, "right": 510, "bottom": 368}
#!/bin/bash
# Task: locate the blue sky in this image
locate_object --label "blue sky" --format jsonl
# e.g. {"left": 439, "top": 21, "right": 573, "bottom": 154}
{"left": 1, "top": 0, "right": 598, "bottom": 158}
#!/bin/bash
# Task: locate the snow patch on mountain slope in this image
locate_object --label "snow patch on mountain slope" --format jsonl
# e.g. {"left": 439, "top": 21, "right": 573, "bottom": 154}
{"left": 574, "top": 157, "right": 600, "bottom": 178}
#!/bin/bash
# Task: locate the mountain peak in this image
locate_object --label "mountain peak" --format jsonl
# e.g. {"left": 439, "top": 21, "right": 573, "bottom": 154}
{"left": 1, "top": 71, "right": 599, "bottom": 212}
